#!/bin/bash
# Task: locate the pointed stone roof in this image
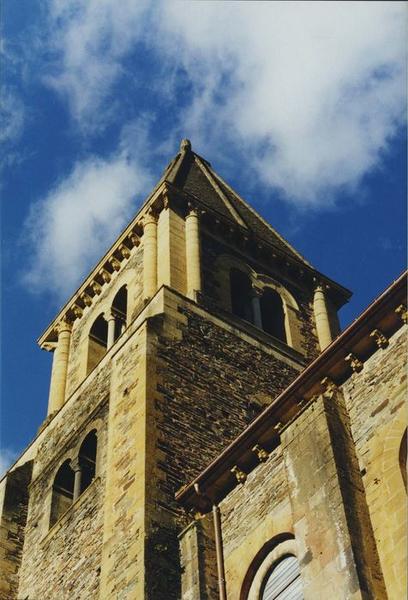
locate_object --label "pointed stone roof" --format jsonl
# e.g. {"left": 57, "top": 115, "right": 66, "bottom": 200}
{"left": 158, "top": 139, "right": 311, "bottom": 266}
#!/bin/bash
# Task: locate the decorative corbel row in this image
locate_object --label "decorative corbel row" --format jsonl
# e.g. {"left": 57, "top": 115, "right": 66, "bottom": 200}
{"left": 231, "top": 465, "right": 247, "bottom": 484}
{"left": 370, "top": 328, "right": 389, "bottom": 349}
{"left": 345, "top": 353, "right": 364, "bottom": 373}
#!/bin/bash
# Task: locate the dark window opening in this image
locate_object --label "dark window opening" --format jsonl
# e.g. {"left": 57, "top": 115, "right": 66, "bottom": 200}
{"left": 112, "top": 286, "right": 128, "bottom": 342}
{"left": 400, "top": 429, "right": 407, "bottom": 493}
{"left": 230, "top": 268, "right": 253, "bottom": 322}
{"left": 79, "top": 430, "right": 97, "bottom": 494}
{"left": 50, "top": 460, "right": 74, "bottom": 528}
{"left": 87, "top": 314, "right": 108, "bottom": 374}
{"left": 260, "top": 289, "right": 286, "bottom": 343}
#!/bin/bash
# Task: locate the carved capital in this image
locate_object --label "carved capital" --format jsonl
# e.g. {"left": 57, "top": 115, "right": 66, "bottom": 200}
{"left": 345, "top": 353, "right": 364, "bottom": 373}
{"left": 108, "top": 256, "right": 121, "bottom": 272}
{"left": 56, "top": 318, "right": 73, "bottom": 335}
{"left": 252, "top": 444, "right": 269, "bottom": 462}
{"left": 70, "top": 459, "right": 81, "bottom": 473}
{"left": 395, "top": 304, "right": 408, "bottom": 324}
{"left": 143, "top": 211, "right": 158, "bottom": 227}
{"left": 370, "top": 328, "right": 388, "bottom": 349}
{"left": 231, "top": 465, "right": 247, "bottom": 484}
{"left": 321, "top": 376, "right": 338, "bottom": 399}
{"left": 251, "top": 285, "right": 263, "bottom": 298}
{"left": 118, "top": 243, "right": 131, "bottom": 259}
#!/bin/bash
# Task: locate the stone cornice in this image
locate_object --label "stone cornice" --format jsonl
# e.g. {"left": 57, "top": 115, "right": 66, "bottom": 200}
{"left": 38, "top": 178, "right": 351, "bottom": 346}
{"left": 175, "top": 271, "right": 407, "bottom": 514}
{"left": 38, "top": 182, "right": 171, "bottom": 347}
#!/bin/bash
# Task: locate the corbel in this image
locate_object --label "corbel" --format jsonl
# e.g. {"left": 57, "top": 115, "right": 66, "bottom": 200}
{"left": 370, "top": 328, "right": 389, "bottom": 349}
{"left": 321, "top": 376, "right": 338, "bottom": 399}
{"left": 108, "top": 256, "right": 121, "bottom": 272}
{"left": 118, "top": 243, "right": 131, "bottom": 259}
{"left": 128, "top": 231, "right": 140, "bottom": 247}
{"left": 395, "top": 304, "right": 408, "bottom": 324}
{"left": 345, "top": 353, "right": 364, "bottom": 373}
{"left": 91, "top": 281, "right": 102, "bottom": 296}
{"left": 80, "top": 292, "right": 93, "bottom": 307}
{"left": 231, "top": 465, "right": 247, "bottom": 484}
{"left": 273, "top": 421, "right": 284, "bottom": 434}
{"left": 252, "top": 444, "right": 269, "bottom": 463}
{"left": 42, "top": 341, "right": 58, "bottom": 352}
{"left": 99, "top": 268, "right": 111, "bottom": 284}
{"left": 71, "top": 304, "right": 83, "bottom": 319}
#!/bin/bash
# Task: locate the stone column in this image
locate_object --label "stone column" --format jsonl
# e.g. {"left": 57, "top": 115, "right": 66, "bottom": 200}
{"left": 72, "top": 460, "right": 82, "bottom": 502}
{"left": 143, "top": 211, "right": 158, "bottom": 300}
{"left": 107, "top": 312, "right": 116, "bottom": 350}
{"left": 47, "top": 319, "right": 72, "bottom": 415}
{"left": 313, "top": 285, "right": 333, "bottom": 350}
{"left": 251, "top": 288, "right": 263, "bottom": 328}
{"left": 185, "top": 207, "right": 202, "bottom": 300}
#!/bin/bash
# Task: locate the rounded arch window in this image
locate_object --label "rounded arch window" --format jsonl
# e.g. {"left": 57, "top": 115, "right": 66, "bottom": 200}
{"left": 50, "top": 460, "right": 74, "bottom": 528}
{"left": 260, "top": 554, "right": 303, "bottom": 600}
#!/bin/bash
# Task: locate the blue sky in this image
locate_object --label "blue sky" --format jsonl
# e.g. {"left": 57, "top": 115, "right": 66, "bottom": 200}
{"left": 1, "top": 1, "right": 406, "bottom": 473}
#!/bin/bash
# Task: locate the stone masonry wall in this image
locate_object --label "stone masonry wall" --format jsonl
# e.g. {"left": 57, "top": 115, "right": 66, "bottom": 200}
{"left": 342, "top": 325, "right": 407, "bottom": 599}
{"left": 16, "top": 366, "right": 110, "bottom": 600}
{"left": 144, "top": 291, "right": 302, "bottom": 598}
{"left": 220, "top": 445, "right": 292, "bottom": 600}
{"left": 0, "top": 463, "right": 32, "bottom": 600}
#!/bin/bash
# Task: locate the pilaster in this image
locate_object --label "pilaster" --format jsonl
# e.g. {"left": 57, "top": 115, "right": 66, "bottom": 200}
{"left": 282, "top": 391, "right": 386, "bottom": 599}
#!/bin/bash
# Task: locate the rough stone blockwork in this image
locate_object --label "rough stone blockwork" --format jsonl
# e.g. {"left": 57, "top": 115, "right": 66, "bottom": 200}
{"left": 16, "top": 369, "right": 110, "bottom": 600}
{"left": 0, "top": 463, "right": 32, "bottom": 600}
{"left": 343, "top": 326, "right": 407, "bottom": 599}
{"left": 155, "top": 304, "right": 299, "bottom": 509}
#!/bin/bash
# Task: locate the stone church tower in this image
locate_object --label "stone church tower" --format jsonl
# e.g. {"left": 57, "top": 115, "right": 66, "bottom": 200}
{"left": 2, "top": 140, "right": 357, "bottom": 599}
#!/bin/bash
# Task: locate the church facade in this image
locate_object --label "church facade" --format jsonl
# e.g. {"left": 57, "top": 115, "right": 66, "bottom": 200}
{"left": 0, "top": 140, "right": 406, "bottom": 599}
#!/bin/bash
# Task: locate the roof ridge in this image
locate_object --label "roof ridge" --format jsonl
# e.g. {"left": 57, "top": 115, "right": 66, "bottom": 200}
{"left": 211, "top": 170, "right": 311, "bottom": 266}
{"left": 194, "top": 155, "right": 248, "bottom": 229}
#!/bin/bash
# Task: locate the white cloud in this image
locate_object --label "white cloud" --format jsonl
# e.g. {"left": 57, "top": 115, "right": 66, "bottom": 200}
{"left": 43, "top": 1, "right": 406, "bottom": 205}
{"left": 22, "top": 148, "right": 151, "bottom": 299}
{"left": 158, "top": 2, "right": 406, "bottom": 203}
{"left": 0, "top": 447, "right": 17, "bottom": 478}
{"left": 45, "top": 0, "right": 150, "bottom": 131}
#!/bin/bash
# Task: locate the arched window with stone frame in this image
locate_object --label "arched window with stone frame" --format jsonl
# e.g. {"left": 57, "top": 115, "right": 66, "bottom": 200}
{"left": 87, "top": 314, "right": 108, "bottom": 374}
{"left": 240, "top": 535, "right": 303, "bottom": 600}
{"left": 49, "top": 460, "right": 75, "bottom": 528}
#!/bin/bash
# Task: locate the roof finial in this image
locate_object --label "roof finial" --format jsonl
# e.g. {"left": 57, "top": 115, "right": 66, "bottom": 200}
{"left": 180, "top": 138, "right": 191, "bottom": 152}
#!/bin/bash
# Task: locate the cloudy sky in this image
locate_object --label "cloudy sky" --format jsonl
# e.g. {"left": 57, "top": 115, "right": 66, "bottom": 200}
{"left": 1, "top": 1, "right": 406, "bottom": 473}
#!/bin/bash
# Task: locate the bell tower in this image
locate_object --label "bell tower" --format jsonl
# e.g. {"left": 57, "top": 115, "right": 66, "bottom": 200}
{"left": 1, "top": 140, "right": 350, "bottom": 600}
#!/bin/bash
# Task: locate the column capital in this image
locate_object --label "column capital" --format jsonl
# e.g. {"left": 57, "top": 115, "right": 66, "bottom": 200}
{"left": 143, "top": 210, "right": 158, "bottom": 228}
{"left": 70, "top": 458, "right": 81, "bottom": 473}
{"left": 186, "top": 202, "right": 199, "bottom": 218}
{"left": 55, "top": 318, "right": 73, "bottom": 336}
